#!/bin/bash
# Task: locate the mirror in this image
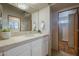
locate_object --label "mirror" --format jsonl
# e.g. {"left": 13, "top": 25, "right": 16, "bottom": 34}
{"left": 0, "top": 4, "right": 32, "bottom": 33}
{"left": 8, "top": 14, "right": 32, "bottom": 32}
{"left": 8, "top": 15, "right": 21, "bottom": 32}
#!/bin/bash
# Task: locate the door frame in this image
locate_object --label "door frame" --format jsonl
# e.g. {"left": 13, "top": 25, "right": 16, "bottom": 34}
{"left": 58, "top": 7, "right": 79, "bottom": 55}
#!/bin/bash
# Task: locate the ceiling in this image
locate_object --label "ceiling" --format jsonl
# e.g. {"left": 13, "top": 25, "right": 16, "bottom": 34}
{"left": 9, "top": 3, "right": 55, "bottom": 13}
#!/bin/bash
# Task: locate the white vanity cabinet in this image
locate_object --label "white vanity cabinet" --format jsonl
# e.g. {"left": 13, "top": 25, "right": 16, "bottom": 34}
{"left": 4, "top": 42, "right": 31, "bottom": 56}
{"left": 42, "top": 36, "right": 49, "bottom": 56}
{"left": 1, "top": 35, "right": 49, "bottom": 56}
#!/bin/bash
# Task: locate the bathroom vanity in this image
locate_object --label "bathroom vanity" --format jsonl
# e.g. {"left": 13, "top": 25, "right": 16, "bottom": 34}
{"left": 0, "top": 4, "right": 50, "bottom": 56}
{"left": 0, "top": 32, "right": 49, "bottom": 56}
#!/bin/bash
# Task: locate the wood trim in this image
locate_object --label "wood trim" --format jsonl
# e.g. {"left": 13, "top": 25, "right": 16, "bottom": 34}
{"left": 58, "top": 7, "right": 78, "bottom": 14}
{"left": 20, "top": 16, "right": 23, "bottom": 31}
{"left": 57, "top": 5, "right": 79, "bottom": 13}
{"left": 57, "top": 13, "right": 59, "bottom": 51}
{"left": 30, "top": 14, "right": 32, "bottom": 31}
{"left": 74, "top": 13, "right": 78, "bottom": 55}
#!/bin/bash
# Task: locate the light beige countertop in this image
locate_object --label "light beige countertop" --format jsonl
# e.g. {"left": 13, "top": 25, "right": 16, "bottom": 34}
{"left": 0, "top": 32, "right": 49, "bottom": 52}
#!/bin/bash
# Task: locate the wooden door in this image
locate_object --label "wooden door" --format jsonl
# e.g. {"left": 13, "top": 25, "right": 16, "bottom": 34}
{"left": 58, "top": 11, "right": 78, "bottom": 55}
{"left": 67, "top": 14, "right": 78, "bottom": 55}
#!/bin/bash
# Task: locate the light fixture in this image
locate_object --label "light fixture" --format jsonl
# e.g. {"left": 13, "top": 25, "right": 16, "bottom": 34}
{"left": 17, "top": 3, "right": 29, "bottom": 10}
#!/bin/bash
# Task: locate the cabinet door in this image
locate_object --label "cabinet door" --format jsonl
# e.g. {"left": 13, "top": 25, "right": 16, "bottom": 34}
{"left": 31, "top": 38, "right": 43, "bottom": 56}
{"left": 42, "top": 36, "right": 49, "bottom": 56}
{"left": 5, "top": 43, "right": 31, "bottom": 56}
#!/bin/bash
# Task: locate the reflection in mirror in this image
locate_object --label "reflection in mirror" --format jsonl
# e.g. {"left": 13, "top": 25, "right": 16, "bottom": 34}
{"left": 59, "top": 16, "right": 69, "bottom": 41}
{"left": 8, "top": 15, "right": 20, "bottom": 32}
{"left": 21, "top": 14, "right": 32, "bottom": 31}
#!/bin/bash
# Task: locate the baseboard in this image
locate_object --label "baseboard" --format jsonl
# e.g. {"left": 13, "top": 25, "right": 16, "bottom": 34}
{"left": 60, "top": 51, "right": 73, "bottom": 56}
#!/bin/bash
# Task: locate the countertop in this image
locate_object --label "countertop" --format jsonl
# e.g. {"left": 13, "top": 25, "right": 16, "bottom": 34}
{"left": 0, "top": 33, "right": 49, "bottom": 52}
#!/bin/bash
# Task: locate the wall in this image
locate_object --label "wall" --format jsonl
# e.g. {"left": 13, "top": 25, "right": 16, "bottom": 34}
{"left": 0, "top": 3, "right": 31, "bottom": 31}
{"left": 32, "top": 6, "right": 50, "bottom": 34}
{"left": 39, "top": 6, "right": 50, "bottom": 33}
{"left": 32, "top": 11, "right": 39, "bottom": 31}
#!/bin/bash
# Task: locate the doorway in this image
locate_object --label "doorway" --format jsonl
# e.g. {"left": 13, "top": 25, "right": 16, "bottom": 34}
{"left": 58, "top": 9, "right": 78, "bottom": 55}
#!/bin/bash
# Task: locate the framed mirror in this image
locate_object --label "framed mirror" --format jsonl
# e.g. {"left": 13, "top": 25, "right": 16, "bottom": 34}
{"left": 8, "top": 15, "right": 21, "bottom": 32}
